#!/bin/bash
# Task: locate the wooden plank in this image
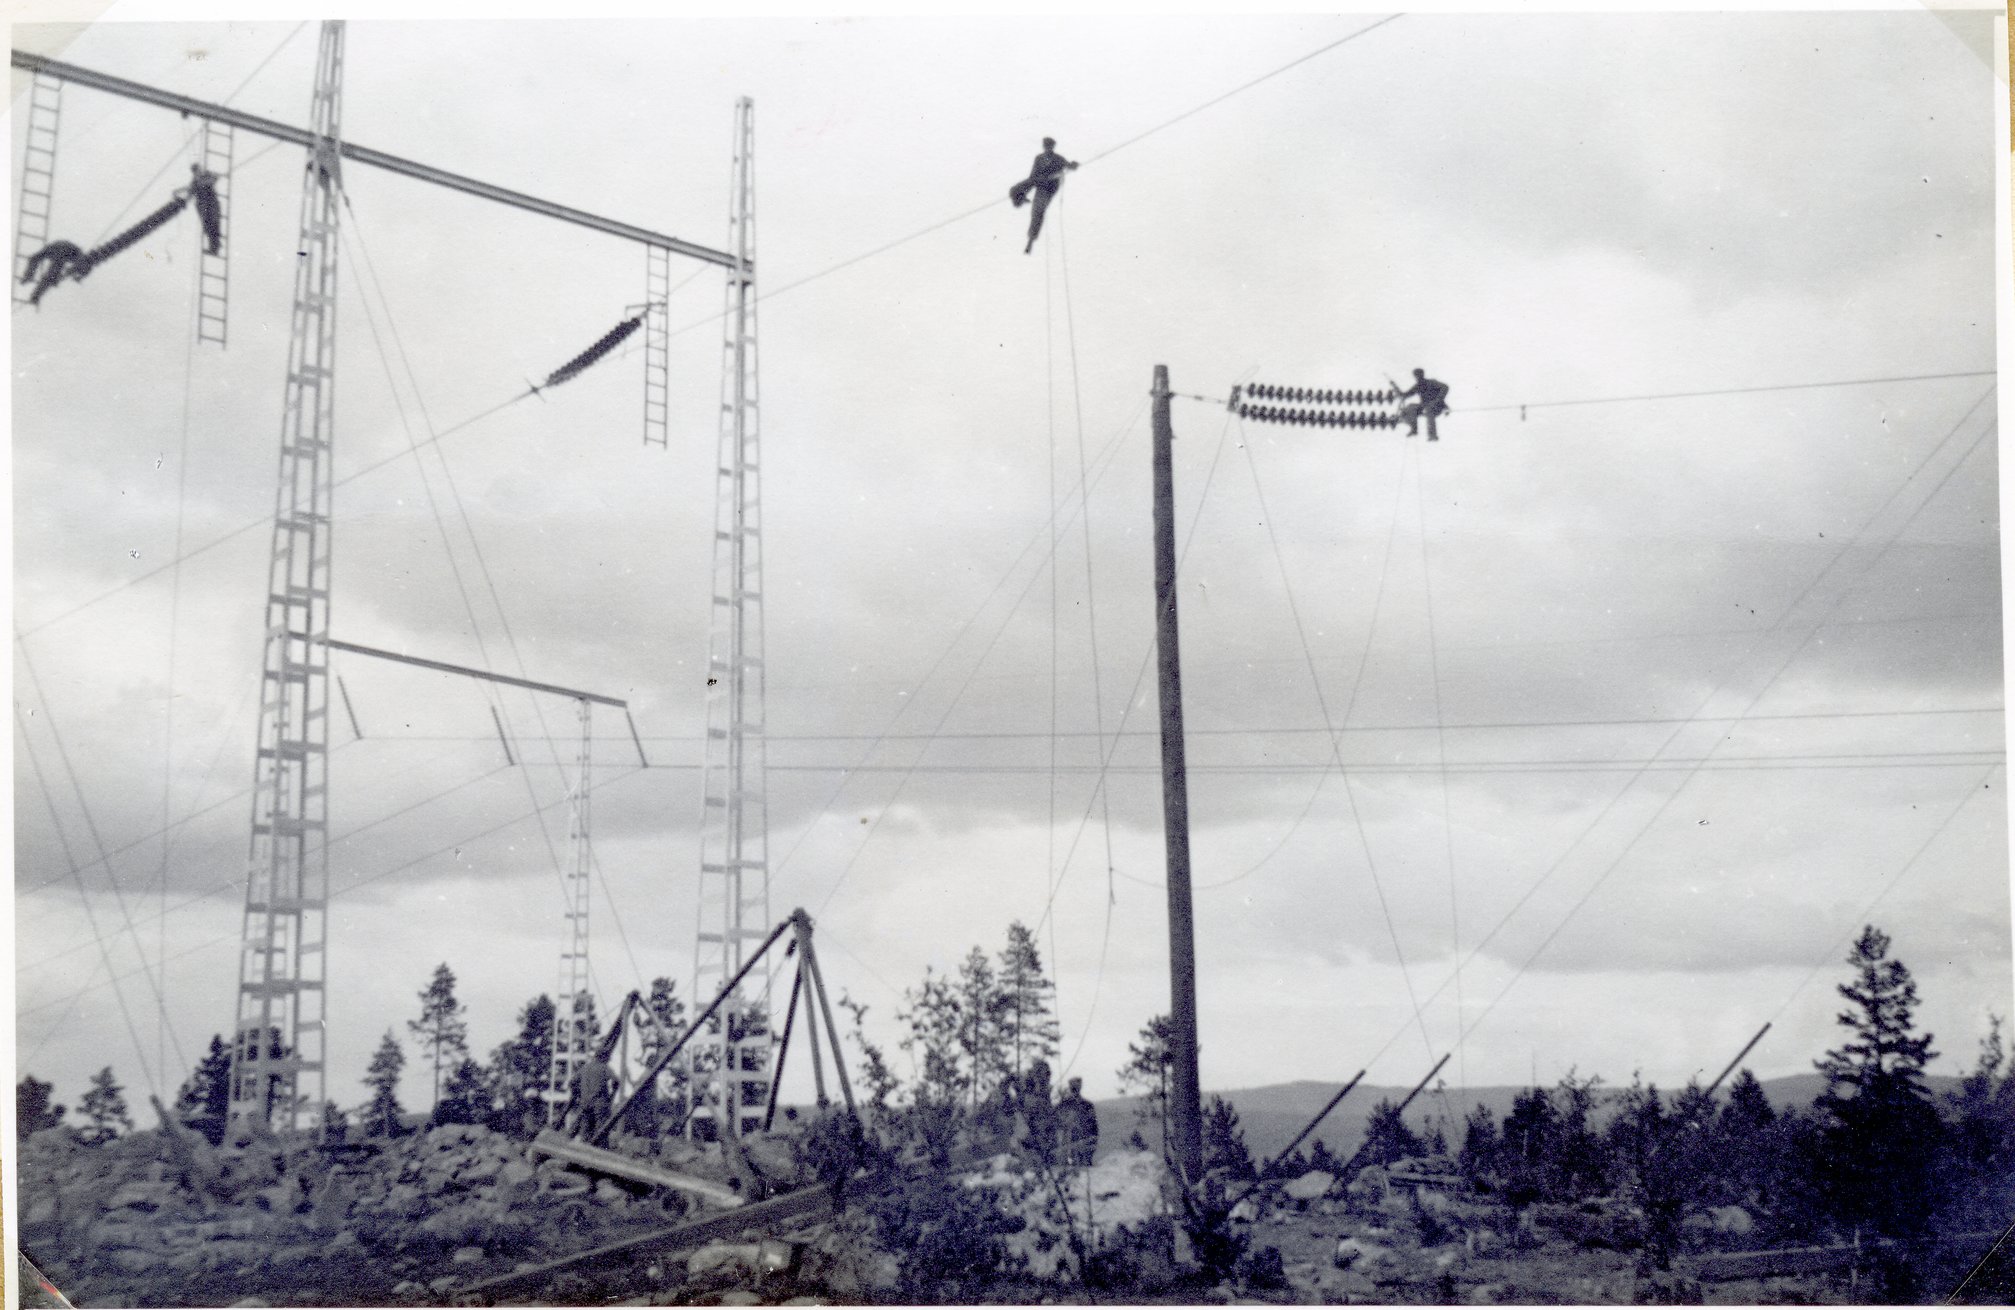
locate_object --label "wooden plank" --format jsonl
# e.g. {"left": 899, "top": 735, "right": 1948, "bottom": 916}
{"left": 531, "top": 1131, "right": 747, "bottom": 1209}
{"left": 1696, "top": 1243, "right": 1859, "bottom": 1282}
{"left": 459, "top": 1179, "right": 839, "bottom": 1302}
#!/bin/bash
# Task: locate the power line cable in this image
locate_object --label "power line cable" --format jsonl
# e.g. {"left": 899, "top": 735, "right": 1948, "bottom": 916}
{"left": 20, "top": 762, "right": 652, "bottom": 1026}
{"left": 1340, "top": 387, "right": 1998, "bottom": 1079}
{"left": 1461, "top": 369, "right": 1997, "bottom": 416}
{"left": 659, "top": 16, "right": 1404, "bottom": 340}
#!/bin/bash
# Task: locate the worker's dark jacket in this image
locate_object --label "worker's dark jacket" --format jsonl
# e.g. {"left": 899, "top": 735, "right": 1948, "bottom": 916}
{"left": 1027, "top": 151, "right": 1073, "bottom": 195}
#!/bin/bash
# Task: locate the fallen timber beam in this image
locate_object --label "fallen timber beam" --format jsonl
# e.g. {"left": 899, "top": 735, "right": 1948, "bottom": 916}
{"left": 9, "top": 50, "right": 745, "bottom": 272}
{"left": 529, "top": 1130, "right": 746, "bottom": 1210}
{"left": 1690, "top": 1230, "right": 2000, "bottom": 1284}
{"left": 458, "top": 1177, "right": 841, "bottom": 1303}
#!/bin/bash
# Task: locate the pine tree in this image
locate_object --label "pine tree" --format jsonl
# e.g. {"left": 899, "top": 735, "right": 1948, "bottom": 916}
{"left": 1813, "top": 924, "right": 1944, "bottom": 1253}
{"left": 954, "top": 945, "right": 1006, "bottom": 1107}
{"left": 486, "top": 993, "right": 556, "bottom": 1137}
{"left": 408, "top": 962, "right": 470, "bottom": 1114}
{"left": 898, "top": 966, "right": 966, "bottom": 1107}
{"left": 78, "top": 1066, "right": 133, "bottom": 1145}
{"left": 174, "top": 1034, "right": 234, "bottom": 1145}
{"left": 434, "top": 1058, "right": 491, "bottom": 1127}
{"left": 645, "top": 977, "right": 691, "bottom": 1135}
{"left": 362, "top": 1029, "right": 407, "bottom": 1137}
{"left": 1117, "top": 1014, "right": 1174, "bottom": 1146}
{"left": 1202, "top": 1095, "right": 1255, "bottom": 1179}
{"left": 996, "top": 921, "right": 1060, "bottom": 1082}
{"left": 1356, "top": 1097, "right": 1425, "bottom": 1170}
{"left": 17, "top": 1075, "right": 67, "bottom": 1135}
{"left": 838, "top": 992, "right": 900, "bottom": 1115}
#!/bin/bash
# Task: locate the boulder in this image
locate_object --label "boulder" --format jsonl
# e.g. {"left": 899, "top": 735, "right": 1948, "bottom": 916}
{"left": 451, "top": 1246, "right": 487, "bottom": 1267}
{"left": 720, "top": 1293, "right": 764, "bottom": 1307}
{"left": 106, "top": 1180, "right": 177, "bottom": 1213}
{"left": 689, "top": 1242, "right": 764, "bottom": 1278}
{"left": 1333, "top": 1236, "right": 1392, "bottom": 1273}
{"left": 1283, "top": 1170, "right": 1335, "bottom": 1203}
{"left": 1709, "top": 1204, "right": 1754, "bottom": 1237}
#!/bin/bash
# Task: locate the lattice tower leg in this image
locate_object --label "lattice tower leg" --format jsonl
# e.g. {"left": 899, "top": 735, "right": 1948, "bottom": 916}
{"left": 643, "top": 245, "right": 670, "bottom": 447}
{"left": 228, "top": 21, "right": 345, "bottom": 1134}
{"left": 690, "top": 96, "right": 771, "bottom": 1142}
{"left": 195, "top": 120, "right": 234, "bottom": 347}
{"left": 546, "top": 698, "right": 596, "bottom": 1125}
{"left": 13, "top": 73, "right": 62, "bottom": 306}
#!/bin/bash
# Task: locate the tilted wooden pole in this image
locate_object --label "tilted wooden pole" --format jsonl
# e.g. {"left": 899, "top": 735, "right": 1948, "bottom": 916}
{"left": 1151, "top": 364, "right": 1204, "bottom": 1185}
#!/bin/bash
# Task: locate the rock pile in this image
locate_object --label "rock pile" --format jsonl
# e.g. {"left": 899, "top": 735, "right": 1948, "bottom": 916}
{"left": 16, "top": 1123, "right": 695, "bottom": 1306}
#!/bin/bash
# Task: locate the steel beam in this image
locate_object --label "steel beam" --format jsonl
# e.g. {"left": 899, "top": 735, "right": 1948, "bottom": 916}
{"left": 9, "top": 49, "right": 743, "bottom": 271}
{"left": 324, "top": 638, "right": 628, "bottom": 708}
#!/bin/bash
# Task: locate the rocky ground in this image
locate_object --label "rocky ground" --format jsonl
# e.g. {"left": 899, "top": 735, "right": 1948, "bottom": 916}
{"left": 14, "top": 1124, "right": 1958, "bottom": 1306}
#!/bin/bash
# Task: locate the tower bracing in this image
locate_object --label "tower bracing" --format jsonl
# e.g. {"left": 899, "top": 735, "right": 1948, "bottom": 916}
{"left": 229, "top": 20, "right": 344, "bottom": 1131}
{"left": 690, "top": 96, "right": 770, "bottom": 1141}
{"left": 13, "top": 71, "right": 62, "bottom": 306}
{"left": 547, "top": 698, "right": 596, "bottom": 1124}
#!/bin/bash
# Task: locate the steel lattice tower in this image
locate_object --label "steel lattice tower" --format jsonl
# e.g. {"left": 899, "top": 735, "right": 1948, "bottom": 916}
{"left": 228, "top": 20, "right": 344, "bottom": 1132}
{"left": 546, "top": 699, "right": 596, "bottom": 1123}
{"left": 690, "top": 96, "right": 770, "bottom": 1141}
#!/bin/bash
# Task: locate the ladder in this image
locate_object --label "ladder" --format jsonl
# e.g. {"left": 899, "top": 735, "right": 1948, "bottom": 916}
{"left": 12, "top": 73, "right": 62, "bottom": 307}
{"left": 643, "top": 244, "right": 671, "bottom": 447}
{"left": 195, "top": 119, "right": 235, "bottom": 347}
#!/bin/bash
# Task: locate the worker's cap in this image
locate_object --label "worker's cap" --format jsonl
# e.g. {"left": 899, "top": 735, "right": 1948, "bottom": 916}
{"left": 1043, "top": 137, "right": 1057, "bottom": 148}
{"left": 1068, "top": 1075, "right": 1083, "bottom": 1088}
{"left": 1413, "top": 367, "right": 1426, "bottom": 376}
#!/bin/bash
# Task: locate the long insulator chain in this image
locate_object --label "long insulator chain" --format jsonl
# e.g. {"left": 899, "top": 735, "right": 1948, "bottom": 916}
{"left": 1234, "top": 401, "right": 1397, "bottom": 429}
{"left": 73, "top": 193, "right": 191, "bottom": 279}
{"left": 1231, "top": 380, "right": 1401, "bottom": 429}
{"left": 540, "top": 314, "right": 645, "bottom": 391}
{"left": 1242, "top": 381, "right": 1399, "bottom": 405}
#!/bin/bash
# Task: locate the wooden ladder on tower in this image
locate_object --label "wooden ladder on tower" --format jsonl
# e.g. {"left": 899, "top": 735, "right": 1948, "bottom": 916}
{"left": 195, "top": 119, "right": 235, "bottom": 347}
{"left": 12, "top": 73, "right": 62, "bottom": 307}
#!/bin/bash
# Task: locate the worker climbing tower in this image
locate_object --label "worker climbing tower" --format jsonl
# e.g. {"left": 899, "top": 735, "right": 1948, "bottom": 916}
{"left": 228, "top": 20, "right": 344, "bottom": 1131}
{"left": 689, "top": 96, "right": 771, "bottom": 1141}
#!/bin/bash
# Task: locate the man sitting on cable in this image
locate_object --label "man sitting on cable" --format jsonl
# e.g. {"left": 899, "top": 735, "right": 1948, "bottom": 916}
{"left": 1395, "top": 368, "right": 1451, "bottom": 440}
{"left": 1010, "top": 137, "right": 1079, "bottom": 255}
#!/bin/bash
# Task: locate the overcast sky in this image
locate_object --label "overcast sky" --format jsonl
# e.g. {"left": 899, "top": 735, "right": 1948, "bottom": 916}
{"left": 11, "top": 8, "right": 2007, "bottom": 1122}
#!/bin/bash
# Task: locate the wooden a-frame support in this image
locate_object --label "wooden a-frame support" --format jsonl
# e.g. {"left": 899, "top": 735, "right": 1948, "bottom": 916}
{"left": 589, "top": 907, "right": 855, "bottom": 1148}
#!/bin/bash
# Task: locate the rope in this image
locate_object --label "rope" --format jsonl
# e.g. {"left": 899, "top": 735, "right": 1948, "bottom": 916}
{"left": 771, "top": 397, "right": 1146, "bottom": 891}
{"left": 342, "top": 203, "right": 643, "bottom": 1001}
{"left": 1195, "top": 412, "right": 1413, "bottom": 891}
{"left": 1236, "top": 416, "right": 1436, "bottom": 1064}
{"left": 1413, "top": 443, "right": 1465, "bottom": 1102}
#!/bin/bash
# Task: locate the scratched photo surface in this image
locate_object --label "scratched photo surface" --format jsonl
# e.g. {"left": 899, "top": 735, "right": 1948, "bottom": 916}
{"left": 10, "top": 9, "right": 2008, "bottom": 1307}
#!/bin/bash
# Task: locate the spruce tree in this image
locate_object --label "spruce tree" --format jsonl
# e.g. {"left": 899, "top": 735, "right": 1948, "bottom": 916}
{"left": 363, "top": 1029, "right": 407, "bottom": 1137}
{"left": 408, "top": 962, "right": 470, "bottom": 1114}
{"left": 1202, "top": 1095, "right": 1255, "bottom": 1179}
{"left": 17, "top": 1075, "right": 67, "bottom": 1135}
{"left": 78, "top": 1066, "right": 133, "bottom": 1144}
{"left": 173, "top": 1034, "right": 234, "bottom": 1145}
{"left": 1813, "top": 925, "right": 1944, "bottom": 1254}
{"left": 486, "top": 993, "right": 556, "bottom": 1137}
{"left": 954, "top": 945, "right": 1006, "bottom": 1107}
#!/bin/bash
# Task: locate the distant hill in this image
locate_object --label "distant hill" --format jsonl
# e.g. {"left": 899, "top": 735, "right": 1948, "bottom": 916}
{"left": 1092, "top": 1072, "right": 1963, "bottom": 1168}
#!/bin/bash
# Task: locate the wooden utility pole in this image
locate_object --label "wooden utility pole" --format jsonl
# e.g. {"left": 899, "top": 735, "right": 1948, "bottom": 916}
{"left": 1150, "top": 365, "right": 1204, "bottom": 1184}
